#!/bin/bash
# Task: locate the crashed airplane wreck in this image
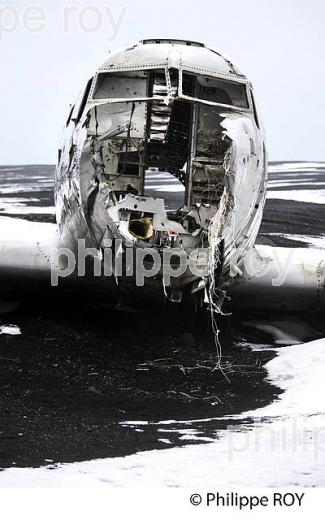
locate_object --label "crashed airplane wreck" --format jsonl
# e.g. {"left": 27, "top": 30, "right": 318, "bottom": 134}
{"left": 0, "top": 39, "right": 324, "bottom": 312}
{"left": 55, "top": 38, "right": 267, "bottom": 306}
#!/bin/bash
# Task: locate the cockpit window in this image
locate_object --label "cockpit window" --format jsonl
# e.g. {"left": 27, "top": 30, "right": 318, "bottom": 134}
{"left": 93, "top": 71, "right": 148, "bottom": 100}
{"left": 250, "top": 89, "right": 260, "bottom": 128}
{"left": 182, "top": 72, "right": 249, "bottom": 109}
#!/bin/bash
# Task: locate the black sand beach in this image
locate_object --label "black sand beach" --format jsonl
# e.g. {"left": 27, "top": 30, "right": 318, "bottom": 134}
{"left": 0, "top": 161, "right": 324, "bottom": 468}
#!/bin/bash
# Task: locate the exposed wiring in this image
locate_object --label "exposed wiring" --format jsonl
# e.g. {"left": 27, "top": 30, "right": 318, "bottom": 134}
{"left": 122, "top": 101, "right": 136, "bottom": 175}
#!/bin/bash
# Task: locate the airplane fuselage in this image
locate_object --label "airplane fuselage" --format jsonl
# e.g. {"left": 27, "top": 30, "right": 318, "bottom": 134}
{"left": 55, "top": 39, "right": 267, "bottom": 304}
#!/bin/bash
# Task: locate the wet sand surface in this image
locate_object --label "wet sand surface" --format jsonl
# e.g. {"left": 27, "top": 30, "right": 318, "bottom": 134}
{"left": 0, "top": 162, "right": 324, "bottom": 474}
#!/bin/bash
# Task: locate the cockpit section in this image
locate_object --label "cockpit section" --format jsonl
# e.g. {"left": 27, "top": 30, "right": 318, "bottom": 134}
{"left": 78, "top": 67, "right": 252, "bottom": 258}
{"left": 54, "top": 41, "right": 265, "bottom": 305}
{"left": 84, "top": 68, "right": 249, "bottom": 205}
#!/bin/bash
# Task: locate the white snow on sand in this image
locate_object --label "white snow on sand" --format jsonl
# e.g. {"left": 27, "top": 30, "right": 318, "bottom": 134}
{"left": 0, "top": 183, "right": 53, "bottom": 195}
{"left": 145, "top": 172, "right": 185, "bottom": 193}
{"left": 268, "top": 180, "right": 325, "bottom": 188}
{"left": 267, "top": 189, "right": 325, "bottom": 204}
{"left": 0, "top": 167, "right": 25, "bottom": 172}
{"left": 1, "top": 339, "right": 325, "bottom": 487}
{"left": 145, "top": 185, "right": 185, "bottom": 193}
{"left": 0, "top": 196, "right": 55, "bottom": 215}
{"left": 265, "top": 233, "right": 325, "bottom": 249}
{"left": 0, "top": 216, "right": 57, "bottom": 241}
{"left": 0, "top": 205, "right": 55, "bottom": 215}
{"left": 146, "top": 176, "right": 180, "bottom": 183}
{"left": 268, "top": 162, "right": 325, "bottom": 173}
{"left": 0, "top": 325, "right": 21, "bottom": 336}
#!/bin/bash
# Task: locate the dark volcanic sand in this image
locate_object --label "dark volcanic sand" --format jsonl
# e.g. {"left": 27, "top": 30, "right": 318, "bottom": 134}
{"left": 0, "top": 297, "right": 278, "bottom": 468}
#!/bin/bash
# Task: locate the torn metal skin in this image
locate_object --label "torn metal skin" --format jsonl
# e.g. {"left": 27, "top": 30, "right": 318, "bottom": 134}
{"left": 55, "top": 40, "right": 267, "bottom": 305}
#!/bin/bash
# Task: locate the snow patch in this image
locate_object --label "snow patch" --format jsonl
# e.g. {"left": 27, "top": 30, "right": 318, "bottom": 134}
{"left": 267, "top": 189, "right": 325, "bottom": 204}
{"left": 0, "top": 324, "right": 21, "bottom": 336}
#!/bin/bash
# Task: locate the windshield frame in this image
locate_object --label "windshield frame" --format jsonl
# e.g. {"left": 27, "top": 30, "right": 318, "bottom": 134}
{"left": 179, "top": 69, "right": 252, "bottom": 112}
{"left": 85, "top": 67, "right": 253, "bottom": 114}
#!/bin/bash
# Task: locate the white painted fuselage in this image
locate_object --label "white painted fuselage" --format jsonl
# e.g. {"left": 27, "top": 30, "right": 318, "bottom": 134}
{"left": 54, "top": 39, "right": 267, "bottom": 304}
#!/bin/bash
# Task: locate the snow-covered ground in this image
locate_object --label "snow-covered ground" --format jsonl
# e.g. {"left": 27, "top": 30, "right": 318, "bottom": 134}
{"left": 264, "top": 233, "right": 325, "bottom": 249}
{"left": 267, "top": 189, "right": 325, "bottom": 204}
{"left": 1, "top": 338, "right": 324, "bottom": 487}
{"left": 0, "top": 325, "right": 21, "bottom": 336}
{"left": 0, "top": 216, "right": 57, "bottom": 241}
{"left": 266, "top": 162, "right": 325, "bottom": 203}
{"left": 268, "top": 162, "right": 325, "bottom": 173}
{"left": 0, "top": 203, "right": 55, "bottom": 215}
{"left": 0, "top": 166, "right": 54, "bottom": 216}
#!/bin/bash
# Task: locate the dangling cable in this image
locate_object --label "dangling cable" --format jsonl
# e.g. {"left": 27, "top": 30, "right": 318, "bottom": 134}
{"left": 122, "top": 102, "right": 136, "bottom": 175}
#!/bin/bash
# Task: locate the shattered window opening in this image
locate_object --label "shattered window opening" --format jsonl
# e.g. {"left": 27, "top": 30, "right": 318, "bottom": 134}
{"left": 190, "top": 104, "right": 232, "bottom": 206}
{"left": 93, "top": 70, "right": 148, "bottom": 100}
{"left": 87, "top": 102, "right": 146, "bottom": 139}
{"left": 181, "top": 72, "right": 249, "bottom": 109}
{"left": 85, "top": 69, "right": 234, "bottom": 223}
